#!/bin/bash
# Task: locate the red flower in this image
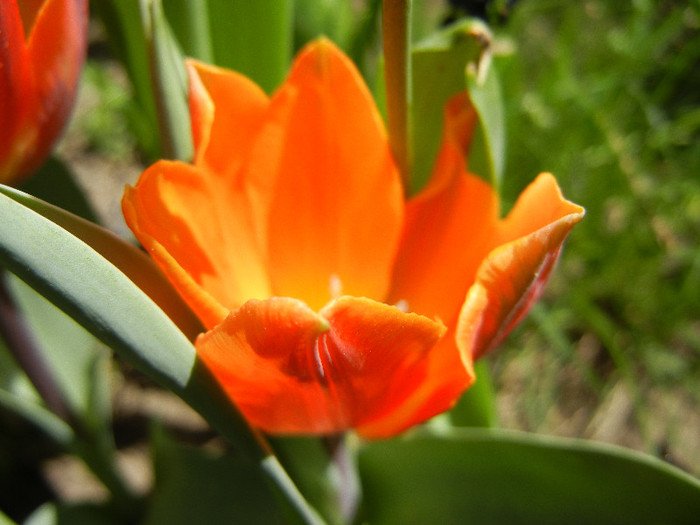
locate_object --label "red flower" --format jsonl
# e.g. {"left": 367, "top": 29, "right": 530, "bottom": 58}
{"left": 0, "top": 0, "right": 88, "bottom": 183}
{"left": 122, "top": 39, "right": 584, "bottom": 438}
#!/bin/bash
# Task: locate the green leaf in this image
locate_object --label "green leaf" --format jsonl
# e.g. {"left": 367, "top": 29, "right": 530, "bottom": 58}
{"left": 359, "top": 428, "right": 700, "bottom": 524}
{"left": 139, "top": 0, "right": 194, "bottom": 161}
{"left": 208, "top": 0, "right": 292, "bottom": 94}
{"left": 144, "top": 427, "right": 285, "bottom": 525}
{"left": 411, "top": 19, "right": 502, "bottom": 192}
{"left": 22, "top": 502, "right": 119, "bottom": 525}
{"left": 448, "top": 361, "right": 498, "bottom": 428}
{"left": 163, "top": 0, "right": 213, "bottom": 62}
{"left": 466, "top": 50, "right": 505, "bottom": 188}
{"left": 294, "top": 0, "right": 355, "bottom": 51}
{"left": 93, "top": 0, "right": 161, "bottom": 159}
{"left": 0, "top": 508, "right": 17, "bottom": 525}
{"left": 5, "top": 275, "right": 111, "bottom": 433}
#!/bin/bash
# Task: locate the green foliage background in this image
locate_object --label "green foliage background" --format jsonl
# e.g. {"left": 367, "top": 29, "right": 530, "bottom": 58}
{"left": 489, "top": 0, "right": 700, "bottom": 471}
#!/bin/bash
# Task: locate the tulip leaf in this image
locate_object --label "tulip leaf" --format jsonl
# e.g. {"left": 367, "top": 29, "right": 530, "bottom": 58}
{"left": 359, "top": 428, "right": 700, "bottom": 524}
{"left": 22, "top": 502, "right": 117, "bottom": 525}
{"left": 144, "top": 427, "right": 285, "bottom": 525}
{"left": 140, "top": 0, "right": 194, "bottom": 161}
{"left": 0, "top": 509, "right": 17, "bottom": 525}
{"left": 448, "top": 361, "right": 498, "bottom": 428}
{"left": 163, "top": 0, "right": 213, "bottom": 63}
{"left": 411, "top": 19, "right": 502, "bottom": 192}
{"left": 466, "top": 52, "right": 505, "bottom": 189}
{"left": 4, "top": 275, "right": 111, "bottom": 434}
{"left": 93, "top": 0, "right": 161, "bottom": 159}
{"left": 207, "top": 0, "right": 292, "bottom": 94}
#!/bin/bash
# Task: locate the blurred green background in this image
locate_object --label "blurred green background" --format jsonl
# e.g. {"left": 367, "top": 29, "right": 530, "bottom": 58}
{"left": 487, "top": 0, "right": 700, "bottom": 473}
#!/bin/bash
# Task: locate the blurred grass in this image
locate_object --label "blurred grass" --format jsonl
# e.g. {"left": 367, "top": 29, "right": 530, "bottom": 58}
{"left": 487, "top": 0, "right": 700, "bottom": 470}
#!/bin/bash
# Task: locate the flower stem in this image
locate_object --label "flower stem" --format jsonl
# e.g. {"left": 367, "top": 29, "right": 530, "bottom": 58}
{"left": 383, "top": 0, "right": 413, "bottom": 192}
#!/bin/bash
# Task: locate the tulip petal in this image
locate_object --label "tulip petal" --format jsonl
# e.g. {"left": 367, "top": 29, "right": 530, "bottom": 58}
{"left": 356, "top": 332, "right": 474, "bottom": 439}
{"left": 195, "top": 296, "right": 446, "bottom": 435}
{"left": 457, "top": 173, "right": 585, "bottom": 360}
{"left": 238, "top": 39, "right": 404, "bottom": 310}
{"left": 0, "top": 0, "right": 35, "bottom": 181}
{"left": 122, "top": 161, "right": 272, "bottom": 329}
{"left": 23, "top": 0, "right": 87, "bottom": 176}
{"left": 187, "top": 59, "right": 269, "bottom": 175}
{"left": 388, "top": 93, "right": 498, "bottom": 325}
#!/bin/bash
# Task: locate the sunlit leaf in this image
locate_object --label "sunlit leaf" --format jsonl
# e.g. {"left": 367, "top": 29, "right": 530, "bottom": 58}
{"left": 163, "top": 0, "right": 213, "bottom": 62}
{"left": 448, "top": 361, "right": 498, "bottom": 428}
{"left": 208, "top": 0, "right": 292, "bottom": 94}
{"left": 140, "top": 0, "right": 194, "bottom": 161}
{"left": 359, "top": 428, "right": 700, "bottom": 524}
{"left": 412, "top": 19, "right": 502, "bottom": 192}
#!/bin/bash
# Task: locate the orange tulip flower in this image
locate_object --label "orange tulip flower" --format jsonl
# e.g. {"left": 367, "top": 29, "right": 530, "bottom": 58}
{"left": 0, "top": 0, "right": 88, "bottom": 183}
{"left": 123, "top": 39, "right": 584, "bottom": 439}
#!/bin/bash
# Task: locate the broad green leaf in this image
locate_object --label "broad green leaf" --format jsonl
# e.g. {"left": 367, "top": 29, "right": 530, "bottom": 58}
{"left": 144, "top": 427, "right": 285, "bottom": 525}
{"left": 448, "top": 361, "right": 498, "bottom": 428}
{"left": 140, "top": 0, "right": 194, "bottom": 161}
{"left": 0, "top": 191, "right": 323, "bottom": 525}
{"left": 208, "top": 0, "right": 292, "bottom": 94}
{"left": 411, "top": 19, "right": 502, "bottom": 192}
{"left": 359, "top": 428, "right": 700, "bottom": 524}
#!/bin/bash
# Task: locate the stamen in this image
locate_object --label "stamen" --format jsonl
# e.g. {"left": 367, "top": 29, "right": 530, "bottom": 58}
{"left": 394, "top": 299, "right": 409, "bottom": 313}
{"left": 329, "top": 273, "right": 343, "bottom": 299}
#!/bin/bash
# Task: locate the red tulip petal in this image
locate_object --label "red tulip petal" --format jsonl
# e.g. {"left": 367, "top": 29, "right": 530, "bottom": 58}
{"left": 186, "top": 59, "right": 269, "bottom": 175}
{"left": 17, "top": 0, "right": 45, "bottom": 36}
{"left": 388, "top": 93, "right": 498, "bottom": 325}
{"left": 356, "top": 332, "right": 474, "bottom": 439}
{"left": 122, "top": 161, "right": 272, "bottom": 329}
{"left": 22, "top": 0, "right": 87, "bottom": 176}
{"left": 195, "top": 296, "right": 446, "bottom": 435}
{"left": 0, "top": 0, "right": 34, "bottom": 182}
{"left": 238, "top": 38, "right": 404, "bottom": 310}
{"left": 457, "top": 173, "right": 585, "bottom": 360}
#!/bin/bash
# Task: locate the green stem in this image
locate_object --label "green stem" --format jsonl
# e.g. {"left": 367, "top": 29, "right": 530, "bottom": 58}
{"left": 383, "top": 0, "right": 413, "bottom": 192}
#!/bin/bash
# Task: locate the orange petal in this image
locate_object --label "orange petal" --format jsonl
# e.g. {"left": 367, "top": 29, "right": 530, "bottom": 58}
{"left": 238, "top": 38, "right": 404, "bottom": 310}
{"left": 356, "top": 332, "right": 474, "bottom": 439}
{"left": 388, "top": 93, "right": 498, "bottom": 325}
{"left": 457, "top": 173, "right": 585, "bottom": 360}
{"left": 187, "top": 59, "right": 269, "bottom": 175}
{"left": 195, "top": 296, "right": 446, "bottom": 436}
{"left": 122, "top": 161, "right": 272, "bottom": 329}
